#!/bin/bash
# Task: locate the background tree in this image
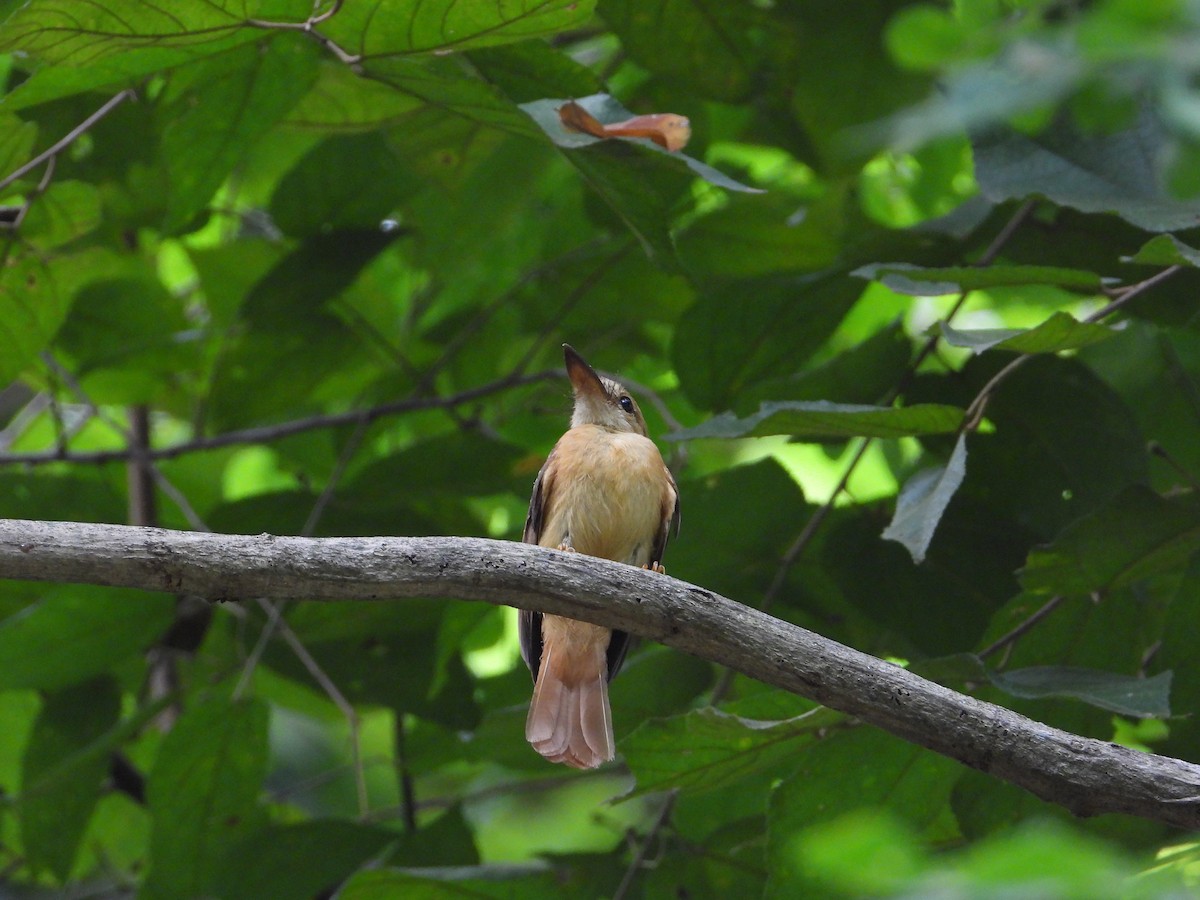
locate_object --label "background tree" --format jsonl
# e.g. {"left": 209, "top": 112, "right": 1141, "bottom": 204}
{"left": 2, "top": 0, "right": 1200, "bottom": 897}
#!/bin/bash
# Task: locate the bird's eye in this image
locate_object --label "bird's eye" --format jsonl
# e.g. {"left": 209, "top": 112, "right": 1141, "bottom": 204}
{"left": 619, "top": 396, "right": 635, "bottom": 414}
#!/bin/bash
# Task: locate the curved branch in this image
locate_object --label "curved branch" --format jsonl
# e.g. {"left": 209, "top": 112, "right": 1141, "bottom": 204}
{"left": 1, "top": 518, "right": 1198, "bottom": 829}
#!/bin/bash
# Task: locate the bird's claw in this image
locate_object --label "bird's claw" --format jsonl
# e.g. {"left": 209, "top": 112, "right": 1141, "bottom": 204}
{"left": 556, "top": 543, "right": 577, "bottom": 553}
{"left": 642, "top": 562, "right": 666, "bottom": 575}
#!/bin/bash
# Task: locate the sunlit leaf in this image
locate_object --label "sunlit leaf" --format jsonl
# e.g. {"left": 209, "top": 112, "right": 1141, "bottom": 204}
{"left": 883, "top": 433, "right": 968, "bottom": 564}
{"left": 159, "top": 40, "right": 319, "bottom": 230}
{"left": 1122, "top": 234, "right": 1200, "bottom": 267}
{"left": 322, "top": 0, "right": 597, "bottom": 56}
{"left": 938, "top": 312, "right": 1118, "bottom": 356}
{"left": 668, "top": 401, "right": 964, "bottom": 441}
{"left": 853, "top": 262, "right": 1104, "bottom": 295}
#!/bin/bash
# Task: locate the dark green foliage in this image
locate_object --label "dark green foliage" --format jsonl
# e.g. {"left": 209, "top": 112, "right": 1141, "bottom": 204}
{"left": 3, "top": 0, "right": 1200, "bottom": 896}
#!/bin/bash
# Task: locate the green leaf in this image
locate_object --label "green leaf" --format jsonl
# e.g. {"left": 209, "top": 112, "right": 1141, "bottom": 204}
{"left": 0, "top": 113, "right": 38, "bottom": 179}
{"left": 159, "top": 40, "right": 319, "bottom": 230}
{"left": 781, "top": 808, "right": 925, "bottom": 896}
{"left": 986, "top": 666, "right": 1171, "bottom": 719}
{"left": 521, "top": 94, "right": 761, "bottom": 194}
{"left": 0, "top": 245, "right": 119, "bottom": 384}
{"left": 520, "top": 93, "right": 757, "bottom": 266}
{"left": 0, "top": 586, "right": 173, "bottom": 691}
{"left": 365, "top": 57, "right": 540, "bottom": 139}
{"left": 824, "top": 501, "right": 1028, "bottom": 657}
{"left": 679, "top": 193, "right": 844, "bottom": 278}
{"left": 853, "top": 263, "right": 1105, "bottom": 295}
{"left": 883, "top": 433, "right": 968, "bottom": 564}
{"left": 345, "top": 432, "right": 525, "bottom": 502}
{"left": 468, "top": 40, "right": 603, "bottom": 104}
{"left": 19, "top": 180, "right": 102, "bottom": 248}
{"left": 669, "top": 459, "right": 808, "bottom": 603}
{"left": 885, "top": 3, "right": 973, "bottom": 69}
{"left": 206, "top": 228, "right": 396, "bottom": 429}
{"left": 973, "top": 106, "right": 1200, "bottom": 233}
{"left": 0, "top": 0, "right": 303, "bottom": 66}
{"left": 143, "top": 696, "right": 270, "bottom": 900}
{"left": 909, "top": 354, "right": 1148, "bottom": 539}
{"left": 20, "top": 677, "right": 121, "bottom": 881}
{"left": 284, "top": 61, "right": 424, "bottom": 132}
{"left": 1021, "top": 486, "right": 1200, "bottom": 596}
{"left": 0, "top": 2, "right": 303, "bottom": 108}
{"left": 598, "top": 0, "right": 759, "bottom": 101}
{"left": 322, "top": 0, "right": 597, "bottom": 55}
{"left": 1156, "top": 555, "right": 1200, "bottom": 760}
{"left": 782, "top": 0, "right": 932, "bottom": 172}
{"left": 766, "top": 728, "right": 960, "bottom": 895}
{"left": 609, "top": 646, "right": 716, "bottom": 738}
{"left": 214, "top": 807, "right": 480, "bottom": 899}
{"left": 339, "top": 866, "right": 563, "bottom": 900}
{"left": 269, "top": 133, "right": 419, "bottom": 236}
{"left": 212, "top": 821, "right": 398, "bottom": 900}
{"left": 668, "top": 401, "right": 964, "bottom": 441}
{"left": 54, "top": 276, "right": 195, "bottom": 393}
{"left": 622, "top": 707, "right": 843, "bottom": 796}
{"left": 673, "top": 273, "right": 862, "bottom": 411}
{"left": 938, "top": 311, "right": 1118, "bottom": 356}
{"left": 742, "top": 319, "right": 913, "bottom": 410}
{"left": 1122, "top": 234, "right": 1200, "bottom": 267}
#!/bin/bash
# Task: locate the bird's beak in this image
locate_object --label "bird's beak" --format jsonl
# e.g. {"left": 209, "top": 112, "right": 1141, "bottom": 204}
{"left": 564, "top": 344, "right": 606, "bottom": 399}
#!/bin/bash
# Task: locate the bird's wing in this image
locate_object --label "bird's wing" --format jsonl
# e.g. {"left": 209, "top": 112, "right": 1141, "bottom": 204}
{"left": 519, "top": 450, "right": 558, "bottom": 680}
{"left": 651, "top": 465, "right": 681, "bottom": 567}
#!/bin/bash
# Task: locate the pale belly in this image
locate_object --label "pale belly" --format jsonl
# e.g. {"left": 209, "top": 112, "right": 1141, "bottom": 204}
{"left": 539, "top": 427, "right": 667, "bottom": 567}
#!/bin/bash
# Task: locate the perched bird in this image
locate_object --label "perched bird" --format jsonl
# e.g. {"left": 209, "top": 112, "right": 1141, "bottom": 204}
{"left": 520, "top": 345, "right": 680, "bottom": 769}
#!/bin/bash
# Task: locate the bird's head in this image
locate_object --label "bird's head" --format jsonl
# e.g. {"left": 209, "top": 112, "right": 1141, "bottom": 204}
{"left": 564, "top": 344, "right": 648, "bottom": 436}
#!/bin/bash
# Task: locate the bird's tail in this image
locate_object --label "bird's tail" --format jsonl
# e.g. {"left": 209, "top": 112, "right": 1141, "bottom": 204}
{"left": 525, "top": 640, "right": 615, "bottom": 769}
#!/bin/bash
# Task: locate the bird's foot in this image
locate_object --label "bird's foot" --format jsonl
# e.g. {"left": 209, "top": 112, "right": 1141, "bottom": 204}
{"left": 556, "top": 543, "right": 577, "bottom": 553}
{"left": 642, "top": 562, "right": 666, "bottom": 575}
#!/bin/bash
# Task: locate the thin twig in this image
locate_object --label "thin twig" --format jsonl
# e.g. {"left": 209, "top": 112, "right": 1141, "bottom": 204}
{"left": 41, "top": 355, "right": 370, "bottom": 814}
{"left": 613, "top": 791, "right": 677, "bottom": 900}
{"left": 235, "top": 417, "right": 368, "bottom": 698}
{"left": 394, "top": 716, "right": 417, "bottom": 834}
{"left": 412, "top": 237, "right": 614, "bottom": 397}
{"left": 963, "top": 264, "right": 1183, "bottom": 431}
{"left": 0, "top": 370, "right": 560, "bottom": 466}
{"left": 977, "top": 595, "right": 1065, "bottom": 662}
{"left": 272, "top": 614, "right": 369, "bottom": 818}
{"left": 708, "top": 203, "right": 1039, "bottom": 705}
{"left": 246, "top": 0, "right": 361, "bottom": 68}
{"left": 511, "top": 243, "right": 634, "bottom": 379}
{"left": 0, "top": 90, "right": 135, "bottom": 194}
{"left": 246, "top": 0, "right": 342, "bottom": 29}
{"left": 1149, "top": 442, "right": 1200, "bottom": 493}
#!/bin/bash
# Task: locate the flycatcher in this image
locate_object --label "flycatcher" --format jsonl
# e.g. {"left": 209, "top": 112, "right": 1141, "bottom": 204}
{"left": 520, "top": 345, "right": 680, "bottom": 769}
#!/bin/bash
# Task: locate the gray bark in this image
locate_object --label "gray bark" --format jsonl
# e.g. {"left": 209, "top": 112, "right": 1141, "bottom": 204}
{"left": 1, "top": 517, "right": 1198, "bottom": 828}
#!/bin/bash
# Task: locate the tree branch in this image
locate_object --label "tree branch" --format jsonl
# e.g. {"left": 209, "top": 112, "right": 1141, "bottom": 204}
{"left": 1, "top": 519, "right": 1198, "bottom": 829}
{"left": 0, "top": 370, "right": 558, "bottom": 467}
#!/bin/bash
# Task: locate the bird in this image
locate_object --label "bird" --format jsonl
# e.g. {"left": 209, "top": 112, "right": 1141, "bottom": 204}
{"left": 519, "top": 344, "right": 680, "bottom": 769}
